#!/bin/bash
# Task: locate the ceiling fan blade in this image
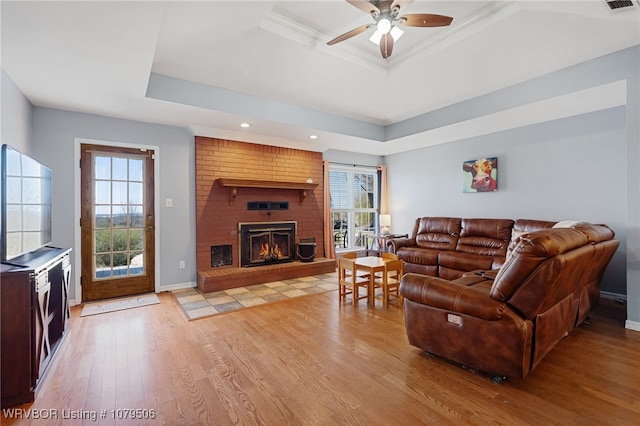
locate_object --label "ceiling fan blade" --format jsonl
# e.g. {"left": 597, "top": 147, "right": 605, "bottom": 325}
{"left": 400, "top": 13, "right": 453, "bottom": 27}
{"left": 327, "top": 24, "right": 373, "bottom": 46}
{"left": 380, "top": 32, "right": 394, "bottom": 58}
{"left": 390, "top": 0, "right": 414, "bottom": 12}
{"left": 346, "top": 0, "right": 380, "bottom": 15}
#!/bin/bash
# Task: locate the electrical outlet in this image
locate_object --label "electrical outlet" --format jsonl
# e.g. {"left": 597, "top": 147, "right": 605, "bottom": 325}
{"left": 179, "top": 260, "right": 185, "bottom": 269}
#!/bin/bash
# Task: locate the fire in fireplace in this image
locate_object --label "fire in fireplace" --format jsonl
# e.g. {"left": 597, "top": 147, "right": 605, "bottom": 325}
{"left": 239, "top": 221, "right": 297, "bottom": 267}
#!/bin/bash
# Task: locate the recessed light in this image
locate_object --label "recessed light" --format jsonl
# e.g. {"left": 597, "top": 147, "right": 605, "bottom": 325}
{"left": 240, "top": 122, "right": 250, "bottom": 128}
{"left": 309, "top": 134, "right": 318, "bottom": 139}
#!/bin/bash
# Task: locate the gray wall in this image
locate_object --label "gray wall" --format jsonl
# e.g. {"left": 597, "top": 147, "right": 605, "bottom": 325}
{"left": 1, "top": 70, "right": 32, "bottom": 155}
{"left": 31, "top": 108, "right": 196, "bottom": 302}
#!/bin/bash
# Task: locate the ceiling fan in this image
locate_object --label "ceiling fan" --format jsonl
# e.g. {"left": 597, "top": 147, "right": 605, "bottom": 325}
{"left": 327, "top": 0, "right": 453, "bottom": 59}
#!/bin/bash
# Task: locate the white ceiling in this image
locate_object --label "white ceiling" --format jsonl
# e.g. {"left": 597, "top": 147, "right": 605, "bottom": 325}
{"left": 2, "top": 1, "right": 639, "bottom": 155}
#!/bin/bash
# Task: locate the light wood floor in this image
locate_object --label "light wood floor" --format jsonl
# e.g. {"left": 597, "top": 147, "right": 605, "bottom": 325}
{"left": 3, "top": 291, "right": 639, "bottom": 425}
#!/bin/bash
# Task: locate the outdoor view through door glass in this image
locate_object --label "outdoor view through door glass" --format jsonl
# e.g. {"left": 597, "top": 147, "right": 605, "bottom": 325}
{"left": 93, "top": 155, "right": 145, "bottom": 279}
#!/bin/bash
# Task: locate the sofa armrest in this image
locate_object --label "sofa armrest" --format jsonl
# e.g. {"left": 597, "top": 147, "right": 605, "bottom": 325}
{"left": 400, "top": 273, "right": 506, "bottom": 321}
{"left": 387, "top": 237, "right": 416, "bottom": 253}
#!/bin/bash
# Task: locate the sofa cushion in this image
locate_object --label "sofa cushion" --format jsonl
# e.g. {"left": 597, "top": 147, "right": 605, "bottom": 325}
{"left": 414, "top": 217, "right": 461, "bottom": 251}
{"left": 456, "top": 218, "right": 513, "bottom": 257}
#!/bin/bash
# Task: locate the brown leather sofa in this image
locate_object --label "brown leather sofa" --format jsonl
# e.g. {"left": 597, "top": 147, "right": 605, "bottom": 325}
{"left": 399, "top": 223, "right": 619, "bottom": 381}
{"left": 387, "top": 217, "right": 557, "bottom": 279}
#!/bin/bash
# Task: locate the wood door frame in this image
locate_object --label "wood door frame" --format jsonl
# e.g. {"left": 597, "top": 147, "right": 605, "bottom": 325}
{"left": 73, "top": 138, "right": 160, "bottom": 305}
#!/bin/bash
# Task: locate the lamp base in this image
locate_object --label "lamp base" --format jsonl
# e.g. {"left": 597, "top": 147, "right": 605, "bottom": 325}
{"left": 380, "top": 227, "right": 390, "bottom": 236}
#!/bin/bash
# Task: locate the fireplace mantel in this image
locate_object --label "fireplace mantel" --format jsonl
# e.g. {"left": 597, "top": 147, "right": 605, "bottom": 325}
{"left": 217, "top": 178, "right": 318, "bottom": 205}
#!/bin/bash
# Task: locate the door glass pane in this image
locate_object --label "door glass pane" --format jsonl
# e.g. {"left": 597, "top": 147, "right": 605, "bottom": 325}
{"left": 95, "top": 157, "right": 111, "bottom": 180}
{"left": 130, "top": 205, "right": 143, "bottom": 228}
{"left": 129, "top": 159, "right": 143, "bottom": 181}
{"left": 95, "top": 205, "right": 111, "bottom": 228}
{"left": 95, "top": 253, "right": 112, "bottom": 278}
{"left": 95, "top": 181, "right": 111, "bottom": 204}
{"left": 130, "top": 252, "right": 144, "bottom": 276}
{"left": 112, "top": 181, "right": 128, "bottom": 205}
{"left": 95, "top": 229, "right": 112, "bottom": 253}
{"left": 113, "top": 206, "right": 128, "bottom": 228}
{"left": 129, "top": 182, "right": 143, "bottom": 205}
{"left": 112, "top": 157, "right": 128, "bottom": 181}
{"left": 130, "top": 229, "right": 144, "bottom": 250}
{"left": 92, "top": 152, "right": 146, "bottom": 280}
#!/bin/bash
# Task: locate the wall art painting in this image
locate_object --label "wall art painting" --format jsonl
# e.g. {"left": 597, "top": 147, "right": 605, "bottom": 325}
{"left": 463, "top": 157, "right": 498, "bottom": 193}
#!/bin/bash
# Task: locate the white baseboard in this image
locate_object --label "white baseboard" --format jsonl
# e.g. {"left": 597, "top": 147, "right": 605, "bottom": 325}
{"left": 625, "top": 320, "right": 640, "bottom": 331}
{"left": 158, "top": 281, "right": 197, "bottom": 292}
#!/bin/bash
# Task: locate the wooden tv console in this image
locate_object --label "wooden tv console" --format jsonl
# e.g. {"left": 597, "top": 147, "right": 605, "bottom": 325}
{"left": 1, "top": 246, "right": 72, "bottom": 408}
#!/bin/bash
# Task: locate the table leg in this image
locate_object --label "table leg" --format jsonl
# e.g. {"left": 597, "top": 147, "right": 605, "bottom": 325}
{"left": 368, "top": 274, "right": 375, "bottom": 307}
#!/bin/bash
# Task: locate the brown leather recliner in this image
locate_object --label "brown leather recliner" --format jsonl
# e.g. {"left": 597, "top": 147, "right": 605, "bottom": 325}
{"left": 399, "top": 224, "right": 619, "bottom": 381}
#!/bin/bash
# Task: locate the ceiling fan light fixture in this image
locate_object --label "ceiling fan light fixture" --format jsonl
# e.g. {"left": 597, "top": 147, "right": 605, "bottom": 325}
{"left": 370, "top": 25, "right": 403, "bottom": 45}
{"left": 376, "top": 18, "right": 391, "bottom": 34}
{"left": 369, "top": 29, "right": 383, "bottom": 45}
{"left": 390, "top": 25, "right": 404, "bottom": 42}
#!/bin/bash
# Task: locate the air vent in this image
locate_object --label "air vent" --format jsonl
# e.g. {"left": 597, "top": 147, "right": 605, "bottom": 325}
{"left": 603, "top": 0, "right": 638, "bottom": 11}
{"left": 247, "top": 201, "right": 289, "bottom": 211}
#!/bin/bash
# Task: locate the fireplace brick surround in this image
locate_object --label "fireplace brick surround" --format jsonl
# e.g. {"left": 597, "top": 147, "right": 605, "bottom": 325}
{"left": 195, "top": 137, "right": 335, "bottom": 292}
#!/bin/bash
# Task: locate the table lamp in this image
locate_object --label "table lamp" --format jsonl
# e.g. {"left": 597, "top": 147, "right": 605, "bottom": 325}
{"left": 379, "top": 214, "right": 391, "bottom": 236}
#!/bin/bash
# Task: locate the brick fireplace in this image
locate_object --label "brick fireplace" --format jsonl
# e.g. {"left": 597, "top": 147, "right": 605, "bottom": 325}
{"left": 195, "top": 137, "right": 335, "bottom": 292}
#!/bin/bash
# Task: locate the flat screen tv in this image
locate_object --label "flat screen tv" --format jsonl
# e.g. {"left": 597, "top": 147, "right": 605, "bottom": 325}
{"left": 1, "top": 144, "right": 52, "bottom": 262}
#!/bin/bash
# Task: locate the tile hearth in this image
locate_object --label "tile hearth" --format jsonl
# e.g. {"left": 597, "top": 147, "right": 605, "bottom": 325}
{"left": 173, "top": 272, "right": 338, "bottom": 320}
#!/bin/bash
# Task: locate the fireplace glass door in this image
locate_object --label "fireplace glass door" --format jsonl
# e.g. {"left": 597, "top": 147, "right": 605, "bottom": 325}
{"left": 239, "top": 222, "right": 296, "bottom": 267}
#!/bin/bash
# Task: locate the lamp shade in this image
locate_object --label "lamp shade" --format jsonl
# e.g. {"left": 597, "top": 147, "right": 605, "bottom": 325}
{"left": 379, "top": 214, "right": 391, "bottom": 227}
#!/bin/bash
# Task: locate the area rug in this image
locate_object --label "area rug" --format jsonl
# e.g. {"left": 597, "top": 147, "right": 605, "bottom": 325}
{"left": 80, "top": 293, "right": 160, "bottom": 317}
{"left": 172, "top": 272, "right": 338, "bottom": 321}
